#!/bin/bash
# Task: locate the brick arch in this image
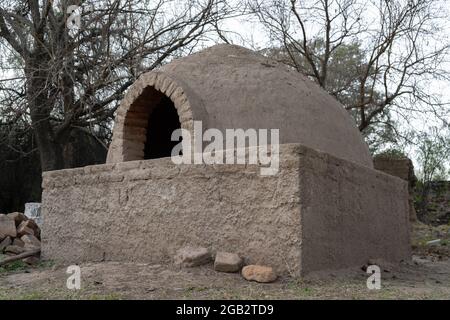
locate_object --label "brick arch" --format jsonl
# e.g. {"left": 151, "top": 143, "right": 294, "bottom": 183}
{"left": 107, "top": 72, "right": 194, "bottom": 163}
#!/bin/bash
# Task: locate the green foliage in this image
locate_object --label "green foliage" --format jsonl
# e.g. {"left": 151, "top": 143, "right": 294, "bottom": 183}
{"left": 374, "top": 148, "right": 408, "bottom": 159}
{"left": 415, "top": 127, "right": 450, "bottom": 183}
{"left": 413, "top": 127, "right": 450, "bottom": 220}
{"left": 0, "top": 257, "right": 55, "bottom": 274}
{"left": 0, "top": 257, "right": 29, "bottom": 274}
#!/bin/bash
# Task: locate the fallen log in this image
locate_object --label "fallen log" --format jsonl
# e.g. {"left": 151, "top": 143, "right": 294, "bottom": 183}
{"left": 0, "top": 248, "right": 40, "bottom": 266}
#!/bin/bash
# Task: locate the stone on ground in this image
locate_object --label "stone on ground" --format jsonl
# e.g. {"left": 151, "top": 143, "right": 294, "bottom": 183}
{"left": 17, "top": 221, "right": 35, "bottom": 237}
{"left": 21, "top": 234, "right": 41, "bottom": 250}
{"left": 0, "top": 214, "right": 17, "bottom": 239}
{"left": 426, "top": 239, "right": 441, "bottom": 246}
{"left": 20, "top": 219, "right": 39, "bottom": 234}
{"left": 241, "top": 265, "right": 277, "bottom": 283}
{"left": 214, "top": 252, "right": 243, "bottom": 273}
{"left": 5, "top": 245, "right": 26, "bottom": 255}
{"left": 13, "top": 238, "right": 25, "bottom": 247}
{"left": 174, "top": 247, "right": 211, "bottom": 267}
{"left": 24, "top": 203, "right": 42, "bottom": 227}
{"left": 0, "top": 236, "right": 12, "bottom": 252}
{"left": 23, "top": 256, "right": 40, "bottom": 265}
{"left": 7, "top": 212, "right": 27, "bottom": 227}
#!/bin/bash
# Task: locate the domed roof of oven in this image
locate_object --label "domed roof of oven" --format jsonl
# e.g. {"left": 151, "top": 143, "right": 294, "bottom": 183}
{"left": 108, "top": 44, "right": 373, "bottom": 168}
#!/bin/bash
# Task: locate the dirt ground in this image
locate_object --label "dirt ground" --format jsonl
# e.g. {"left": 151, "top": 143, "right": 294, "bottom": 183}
{"left": 1, "top": 222, "right": 449, "bottom": 300}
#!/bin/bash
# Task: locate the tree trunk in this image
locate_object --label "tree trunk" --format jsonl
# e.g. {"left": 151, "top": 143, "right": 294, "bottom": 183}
{"left": 418, "top": 182, "right": 431, "bottom": 221}
{"left": 31, "top": 110, "right": 65, "bottom": 172}
{"left": 26, "top": 56, "right": 65, "bottom": 172}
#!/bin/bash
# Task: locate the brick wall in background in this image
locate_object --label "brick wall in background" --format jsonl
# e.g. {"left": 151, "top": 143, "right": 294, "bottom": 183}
{"left": 374, "top": 156, "right": 418, "bottom": 222}
{"left": 420, "top": 181, "right": 450, "bottom": 226}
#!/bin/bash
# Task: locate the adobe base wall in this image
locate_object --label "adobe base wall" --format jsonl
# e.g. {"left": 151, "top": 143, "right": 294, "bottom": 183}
{"left": 41, "top": 144, "right": 411, "bottom": 276}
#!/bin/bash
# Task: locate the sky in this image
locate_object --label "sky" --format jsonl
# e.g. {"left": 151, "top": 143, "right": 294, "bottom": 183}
{"left": 214, "top": 1, "right": 450, "bottom": 176}
{"left": 1, "top": 0, "right": 449, "bottom": 177}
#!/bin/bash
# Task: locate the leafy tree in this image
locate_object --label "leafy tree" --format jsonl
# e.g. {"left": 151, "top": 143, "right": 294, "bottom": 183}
{"left": 261, "top": 41, "right": 399, "bottom": 151}
{"left": 251, "top": 0, "right": 450, "bottom": 143}
{"left": 374, "top": 148, "right": 408, "bottom": 160}
{"left": 414, "top": 126, "right": 450, "bottom": 217}
{"left": 0, "top": 0, "right": 235, "bottom": 171}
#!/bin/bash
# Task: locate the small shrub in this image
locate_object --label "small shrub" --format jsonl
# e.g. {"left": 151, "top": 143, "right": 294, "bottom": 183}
{"left": 374, "top": 149, "right": 408, "bottom": 159}
{"left": 0, "top": 258, "right": 29, "bottom": 274}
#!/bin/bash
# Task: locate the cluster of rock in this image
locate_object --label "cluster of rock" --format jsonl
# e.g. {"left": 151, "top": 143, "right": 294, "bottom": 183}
{"left": 0, "top": 212, "right": 41, "bottom": 264}
{"left": 174, "top": 247, "right": 277, "bottom": 283}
